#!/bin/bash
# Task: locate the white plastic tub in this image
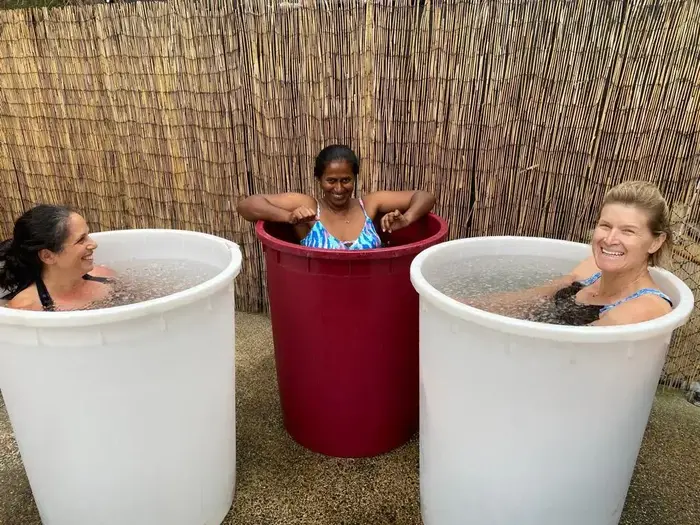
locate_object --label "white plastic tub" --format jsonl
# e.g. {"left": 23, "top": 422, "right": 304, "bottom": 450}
{"left": 0, "top": 229, "right": 242, "bottom": 525}
{"left": 409, "top": 236, "right": 695, "bottom": 525}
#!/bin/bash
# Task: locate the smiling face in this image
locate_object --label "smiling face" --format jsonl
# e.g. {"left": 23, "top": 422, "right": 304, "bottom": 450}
{"left": 319, "top": 160, "right": 355, "bottom": 209}
{"left": 591, "top": 203, "right": 666, "bottom": 274}
{"left": 39, "top": 213, "right": 98, "bottom": 275}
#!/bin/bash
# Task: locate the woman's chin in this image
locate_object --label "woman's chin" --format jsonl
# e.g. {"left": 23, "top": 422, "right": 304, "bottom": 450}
{"left": 330, "top": 196, "right": 349, "bottom": 207}
{"left": 81, "top": 260, "right": 95, "bottom": 272}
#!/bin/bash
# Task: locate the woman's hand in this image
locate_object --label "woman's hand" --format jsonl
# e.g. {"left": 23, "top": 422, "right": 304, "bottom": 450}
{"left": 364, "top": 190, "right": 436, "bottom": 230}
{"left": 380, "top": 209, "right": 411, "bottom": 233}
{"left": 288, "top": 206, "right": 317, "bottom": 225}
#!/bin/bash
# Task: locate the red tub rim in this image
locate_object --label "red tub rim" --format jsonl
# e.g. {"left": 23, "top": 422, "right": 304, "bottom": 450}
{"left": 255, "top": 212, "right": 449, "bottom": 260}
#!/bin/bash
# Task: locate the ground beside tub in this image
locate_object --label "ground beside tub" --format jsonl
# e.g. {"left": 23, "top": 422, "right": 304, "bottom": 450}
{"left": 1, "top": 312, "right": 698, "bottom": 525}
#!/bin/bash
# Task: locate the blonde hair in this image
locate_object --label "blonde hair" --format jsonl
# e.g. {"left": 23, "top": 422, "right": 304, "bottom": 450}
{"left": 599, "top": 181, "right": 672, "bottom": 267}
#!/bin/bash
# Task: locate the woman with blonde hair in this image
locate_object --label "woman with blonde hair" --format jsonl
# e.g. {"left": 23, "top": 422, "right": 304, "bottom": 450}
{"left": 464, "top": 181, "right": 675, "bottom": 326}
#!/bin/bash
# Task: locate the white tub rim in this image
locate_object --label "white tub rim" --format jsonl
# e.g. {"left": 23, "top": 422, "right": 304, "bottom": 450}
{"left": 0, "top": 229, "right": 242, "bottom": 328}
{"left": 410, "top": 236, "right": 695, "bottom": 343}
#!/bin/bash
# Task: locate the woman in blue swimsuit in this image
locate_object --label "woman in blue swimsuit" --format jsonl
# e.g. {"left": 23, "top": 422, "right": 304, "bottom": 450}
{"left": 463, "top": 181, "right": 675, "bottom": 327}
{"left": 237, "top": 144, "right": 436, "bottom": 250}
{"left": 1, "top": 205, "right": 115, "bottom": 311}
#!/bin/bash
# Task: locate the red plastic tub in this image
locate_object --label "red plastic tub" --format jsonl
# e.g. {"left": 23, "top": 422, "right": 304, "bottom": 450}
{"left": 256, "top": 213, "right": 449, "bottom": 458}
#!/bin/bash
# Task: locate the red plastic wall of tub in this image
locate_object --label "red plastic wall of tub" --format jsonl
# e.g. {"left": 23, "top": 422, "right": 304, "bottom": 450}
{"left": 256, "top": 213, "right": 449, "bottom": 458}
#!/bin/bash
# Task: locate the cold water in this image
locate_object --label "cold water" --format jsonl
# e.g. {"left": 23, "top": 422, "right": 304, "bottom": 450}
{"left": 426, "top": 254, "right": 575, "bottom": 297}
{"left": 85, "top": 259, "right": 220, "bottom": 310}
{"left": 423, "top": 254, "right": 586, "bottom": 325}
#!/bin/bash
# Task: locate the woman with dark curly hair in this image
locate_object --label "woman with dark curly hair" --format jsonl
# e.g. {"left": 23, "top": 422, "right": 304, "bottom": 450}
{"left": 0, "top": 204, "right": 115, "bottom": 311}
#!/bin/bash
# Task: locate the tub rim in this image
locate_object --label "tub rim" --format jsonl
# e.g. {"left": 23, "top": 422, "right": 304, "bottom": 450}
{"left": 410, "top": 236, "right": 696, "bottom": 343}
{"left": 0, "top": 229, "right": 242, "bottom": 328}
{"left": 254, "top": 212, "right": 449, "bottom": 259}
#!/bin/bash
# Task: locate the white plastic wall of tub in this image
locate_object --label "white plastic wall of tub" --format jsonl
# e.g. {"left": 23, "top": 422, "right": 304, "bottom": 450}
{"left": 0, "top": 229, "right": 242, "bottom": 525}
{"left": 410, "top": 237, "right": 695, "bottom": 525}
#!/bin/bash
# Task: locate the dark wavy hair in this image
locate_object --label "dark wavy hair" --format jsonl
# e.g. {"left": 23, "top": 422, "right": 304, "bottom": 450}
{"left": 0, "top": 204, "right": 74, "bottom": 299}
{"left": 313, "top": 144, "right": 360, "bottom": 179}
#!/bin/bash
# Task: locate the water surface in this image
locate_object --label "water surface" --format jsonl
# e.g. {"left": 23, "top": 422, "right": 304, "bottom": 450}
{"left": 423, "top": 254, "right": 585, "bottom": 325}
{"left": 85, "top": 259, "right": 220, "bottom": 310}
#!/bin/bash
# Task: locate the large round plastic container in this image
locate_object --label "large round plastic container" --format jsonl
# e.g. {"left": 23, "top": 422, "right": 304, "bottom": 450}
{"left": 410, "top": 236, "right": 695, "bottom": 525}
{"left": 0, "top": 229, "right": 242, "bottom": 525}
{"left": 256, "top": 213, "right": 449, "bottom": 458}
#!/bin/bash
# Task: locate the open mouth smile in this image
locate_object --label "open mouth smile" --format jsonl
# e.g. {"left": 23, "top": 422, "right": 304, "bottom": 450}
{"left": 601, "top": 248, "right": 624, "bottom": 258}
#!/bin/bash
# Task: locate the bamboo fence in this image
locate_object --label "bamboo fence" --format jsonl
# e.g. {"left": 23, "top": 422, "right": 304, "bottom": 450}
{"left": 0, "top": 0, "right": 699, "bottom": 385}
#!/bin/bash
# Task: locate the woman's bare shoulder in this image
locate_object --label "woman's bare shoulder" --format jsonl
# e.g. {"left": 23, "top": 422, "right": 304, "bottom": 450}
{"left": 569, "top": 255, "right": 599, "bottom": 281}
{"left": 594, "top": 294, "right": 672, "bottom": 326}
{"left": 6, "top": 286, "right": 42, "bottom": 311}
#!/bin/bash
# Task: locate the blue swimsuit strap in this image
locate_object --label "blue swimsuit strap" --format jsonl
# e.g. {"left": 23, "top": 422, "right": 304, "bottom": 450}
{"left": 578, "top": 272, "right": 602, "bottom": 287}
{"left": 577, "top": 272, "right": 673, "bottom": 313}
{"left": 357, "top": 198, "right": 371, "bottom": 219}
{"left": 358, "top": 199, "right": 382, "bottom": 234}
{"left": 348, "top": 198, "right": 380, "bottom": 243}
{"left": 600, "top": 288, "right": 673, "bottom": 314}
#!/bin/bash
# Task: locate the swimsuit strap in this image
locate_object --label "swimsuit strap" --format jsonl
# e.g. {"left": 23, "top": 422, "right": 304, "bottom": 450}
{"left": 358, "top": 198, "right": 369, "bottom": 218}
{"left": 83, "top": 274, "right": 111, "bottom": 284}
{"left": 577, "top": 271, "right": 673, "bottom": 313}
{"left": 35, "top": 273, "right": 111, "bottom": 312}
{"left": 35, "top": 277, "right": 56, "bottom": 312}
{"left": 578, "top": 272, "right": 602, "bottom": 287}
{"left": 600, "top": 288, "right": 673, "bottom": 314}
{"left": 356, "top": 198, "right": 382, "bottom": 246}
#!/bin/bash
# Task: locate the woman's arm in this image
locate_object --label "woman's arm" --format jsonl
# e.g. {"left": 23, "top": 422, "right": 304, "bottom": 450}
{"left": 460, "top": 275, "right": 576, "bottom": 316}
{"left": 459, "top": 255, "right": 600, "bottom": 315}
{"left": 363, "top": 190, "right": 436, "bottom": 231}
{"left": 236, "top": 193, "right": 315, "bottom": 223}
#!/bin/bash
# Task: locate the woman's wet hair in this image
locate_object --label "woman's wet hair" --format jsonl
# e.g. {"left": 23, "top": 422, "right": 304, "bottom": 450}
{"left": 600, "top": 181, "right": 673, "bottom": 267}
{"left": 0, "top": 204, "right": 74, "bottom": 297}
{"left": 313, "top": 144, "right": 360, "bottom": 179}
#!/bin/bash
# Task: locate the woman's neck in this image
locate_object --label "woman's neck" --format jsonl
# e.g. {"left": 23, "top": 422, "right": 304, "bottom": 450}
{"left": 597, "top": 266, "right": 649, "bottom": 301}
{"left": 41, "top": 267, "right": 85, "bottom": 295}
{"left": 321, "top": 197, "right": 353, "bottom": 214}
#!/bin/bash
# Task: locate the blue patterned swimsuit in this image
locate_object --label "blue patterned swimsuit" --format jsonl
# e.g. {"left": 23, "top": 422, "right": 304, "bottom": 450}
{"left": 529, "top": 271, "right": 673, "bottom": 326}
{"left": 576, "top": 272, "right": 672, "bottom": 315}
{"left": 300, "top": 199, "right": 383, "bottom": 250}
